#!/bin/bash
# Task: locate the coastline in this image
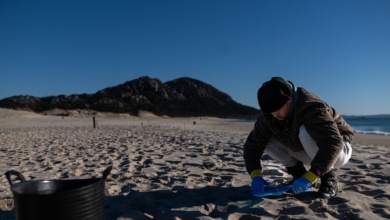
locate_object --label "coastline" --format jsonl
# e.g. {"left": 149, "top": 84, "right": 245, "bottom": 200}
{"left": 351, "top": 133, "right": 390, "bottom": 146}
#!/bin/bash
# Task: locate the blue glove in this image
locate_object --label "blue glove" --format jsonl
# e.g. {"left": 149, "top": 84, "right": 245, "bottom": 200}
{"left": 292, "top": 171, "right": 318, "bottom": 194}
{"left": 292, "top": 177, "right": 313, "bottom": 193}
{"left": 251, "top": 176, "right": 267, "bottom": 195}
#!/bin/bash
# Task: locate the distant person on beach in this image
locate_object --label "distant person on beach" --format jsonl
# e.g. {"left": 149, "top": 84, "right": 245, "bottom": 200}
{"left": 243, "top": 77, "right": 354, "bottom": 198}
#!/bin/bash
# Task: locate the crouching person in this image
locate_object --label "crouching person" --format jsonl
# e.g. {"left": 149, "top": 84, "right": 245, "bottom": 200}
{"left": 243, "top": 77, "right": 353, "bottom": 198}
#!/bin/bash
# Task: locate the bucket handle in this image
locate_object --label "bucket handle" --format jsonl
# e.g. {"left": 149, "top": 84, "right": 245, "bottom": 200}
{"left": 5, "top": 170, "right": 26, "bottom": 186}
{"left": 102, "top": 166, "right": 112, "bottom": 179}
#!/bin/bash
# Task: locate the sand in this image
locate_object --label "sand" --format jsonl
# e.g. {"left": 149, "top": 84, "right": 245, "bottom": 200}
{"left": 0, "top": 108, "right": 389, "bottom": 220}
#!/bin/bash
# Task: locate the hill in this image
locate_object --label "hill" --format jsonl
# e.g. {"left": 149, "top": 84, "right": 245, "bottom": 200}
{"left": 0, "top": 76, "right": 259, "bottom": 119}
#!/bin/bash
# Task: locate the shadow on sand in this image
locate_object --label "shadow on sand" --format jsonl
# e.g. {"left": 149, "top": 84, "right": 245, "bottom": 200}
{"left": 1, "top": 185, "right": 318, "bottom": 220}
{"left": 103, "top": 184, "right": 292, "bottom": 220}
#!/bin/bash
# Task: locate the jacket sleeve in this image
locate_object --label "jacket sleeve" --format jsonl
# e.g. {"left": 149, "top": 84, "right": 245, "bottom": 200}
{"left": 243, "top": 116, "right": 272, "bottom": 175}
{"left": 303, "top": 106, "right": 344, "bottom": 176}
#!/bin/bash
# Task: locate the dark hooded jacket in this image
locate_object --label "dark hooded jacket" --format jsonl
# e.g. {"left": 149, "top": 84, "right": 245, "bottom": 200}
{"left": 243, "top": 86, "right": 354, "bottom": 176}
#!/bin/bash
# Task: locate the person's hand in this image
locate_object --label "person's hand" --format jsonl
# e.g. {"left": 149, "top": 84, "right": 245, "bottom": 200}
{"left": 292, "top": 177, "right": 312, "bottom": 193}
{"left": 250, "top": 169, "right": 270, "bottom": 195}
{"left": 251, "top": 176, "right": 268, "bottom": 195}
{"left": 292, "top": 171, "right": 318, "bottom": 194}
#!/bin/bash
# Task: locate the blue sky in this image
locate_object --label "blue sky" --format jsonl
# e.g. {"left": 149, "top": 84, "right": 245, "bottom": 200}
{"left": 1, "top": 0, "right": 389, "bottom": 115}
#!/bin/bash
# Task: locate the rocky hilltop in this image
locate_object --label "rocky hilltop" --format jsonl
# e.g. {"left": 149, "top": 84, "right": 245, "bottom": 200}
{"left": 0, "top": 76, "right": 259, "bottom": 118}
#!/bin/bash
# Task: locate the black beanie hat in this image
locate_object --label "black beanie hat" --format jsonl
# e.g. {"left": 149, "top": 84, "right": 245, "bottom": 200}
{"left": 257, "top": 77, "right": 292, "bottom": 113}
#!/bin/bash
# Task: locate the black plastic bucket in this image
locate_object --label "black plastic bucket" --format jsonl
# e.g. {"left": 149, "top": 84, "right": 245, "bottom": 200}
{"left": 5, "top": 167, "right": 112, "bottom": 220}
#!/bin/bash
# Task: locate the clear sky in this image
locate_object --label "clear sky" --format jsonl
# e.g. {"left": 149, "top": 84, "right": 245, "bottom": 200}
{"left": 1, "top": 0, "right": 389, "bottom": 115}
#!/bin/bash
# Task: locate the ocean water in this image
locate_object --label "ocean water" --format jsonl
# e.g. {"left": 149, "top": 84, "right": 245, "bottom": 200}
{"left": 343, "top": 115, "right": 390, "bottom": 136}
{"left": 233, "top": 115, "right": 390, "bottom": 136}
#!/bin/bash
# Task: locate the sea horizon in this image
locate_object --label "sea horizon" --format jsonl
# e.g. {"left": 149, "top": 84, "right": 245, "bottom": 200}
{"left": 232, "top": 114, "right": 390, "bottom": 136}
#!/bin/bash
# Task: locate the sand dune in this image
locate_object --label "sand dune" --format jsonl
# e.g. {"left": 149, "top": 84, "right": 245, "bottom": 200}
{"left": 0, "top": 108, "right": 389, "bottom": 219}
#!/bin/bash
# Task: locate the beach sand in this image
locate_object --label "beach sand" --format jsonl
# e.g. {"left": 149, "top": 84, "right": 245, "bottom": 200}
{"left": 0, "top": 108, "right": 389, "bottom": 220}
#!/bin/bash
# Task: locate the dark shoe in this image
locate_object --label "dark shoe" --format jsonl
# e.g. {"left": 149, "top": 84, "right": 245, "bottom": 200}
{"left": 319, "top": 171, "right": 338, "bottom": 198}
{"left": 286, "top": 161, "right": 307, "bottom": 181}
